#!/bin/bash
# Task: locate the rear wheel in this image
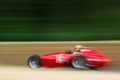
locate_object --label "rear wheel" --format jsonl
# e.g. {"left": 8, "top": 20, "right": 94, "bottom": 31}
{"left": 72, "top": 56, "right": 87, "bottom": 69}
{"left": 28, "top": 55, "right": 41, "bottom": 68}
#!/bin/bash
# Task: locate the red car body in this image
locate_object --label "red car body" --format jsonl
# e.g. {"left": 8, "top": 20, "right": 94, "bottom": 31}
{"left": 39, "top": 48, "right": 110, "bottom": 68}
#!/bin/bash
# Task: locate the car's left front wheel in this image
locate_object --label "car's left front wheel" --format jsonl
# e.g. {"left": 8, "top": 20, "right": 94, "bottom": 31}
{"left": 28, "top": 55, "right": 41, "bottom": 68}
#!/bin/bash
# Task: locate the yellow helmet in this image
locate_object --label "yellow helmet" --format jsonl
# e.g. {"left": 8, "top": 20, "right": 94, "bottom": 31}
{"left": 75, "top": 45, "right": 85, "bottom": 48}
{"left": 74, "top": 45, "right": 85, "bottom": 52}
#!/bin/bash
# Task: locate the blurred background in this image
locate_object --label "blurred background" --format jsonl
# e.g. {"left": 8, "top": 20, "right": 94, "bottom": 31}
{"left": 1, "top": 1, "right": 120, "bottom": 79}
{"left": 0, "top": 0, "right": 120, "bottom": 41}
{"left": 0, "top": 0, "right": 120, "bottom": 69}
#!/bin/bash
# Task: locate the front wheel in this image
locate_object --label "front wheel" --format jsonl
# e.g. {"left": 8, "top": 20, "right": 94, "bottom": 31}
{"left": 28, "top": 55, "right": 41, "bottom": 68}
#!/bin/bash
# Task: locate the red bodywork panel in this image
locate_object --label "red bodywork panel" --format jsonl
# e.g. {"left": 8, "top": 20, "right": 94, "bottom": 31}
{"left": 40, "top": 48, "right": 110, "bottom": 67}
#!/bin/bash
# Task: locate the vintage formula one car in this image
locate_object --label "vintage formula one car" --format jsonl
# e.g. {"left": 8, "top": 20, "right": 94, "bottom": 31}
{"left": 28, "top": 47, "right": 110, "bottom": 69}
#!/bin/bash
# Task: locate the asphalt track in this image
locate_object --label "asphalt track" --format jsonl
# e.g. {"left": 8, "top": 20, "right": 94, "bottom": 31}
{"left": 0, "top": 41, "right": 120, "bottom": 80}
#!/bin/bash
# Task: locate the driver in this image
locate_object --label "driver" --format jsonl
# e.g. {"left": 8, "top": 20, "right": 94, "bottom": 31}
{"left": 73, "top": 45, "right": 85, "bottom": 54}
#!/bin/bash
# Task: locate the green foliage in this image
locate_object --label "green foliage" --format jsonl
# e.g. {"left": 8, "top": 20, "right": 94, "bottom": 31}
{"left": 0, "top": 0, "right": 120, "bottom": 41}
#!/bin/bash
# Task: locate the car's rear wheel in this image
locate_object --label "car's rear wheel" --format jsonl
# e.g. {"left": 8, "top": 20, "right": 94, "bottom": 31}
{"left": 28, "top": 55, "right": 41, "bottom": 68}
{"left": 72, "top": 56, "right": 87, "bottom": 69}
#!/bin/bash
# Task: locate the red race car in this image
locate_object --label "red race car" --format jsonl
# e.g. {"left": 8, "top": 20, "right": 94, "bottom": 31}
{"left": 28, "top": 47, "right": 110, "bottom": 69}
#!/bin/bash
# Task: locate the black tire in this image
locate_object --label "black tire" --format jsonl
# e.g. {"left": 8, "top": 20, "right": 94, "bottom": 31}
{"left": 71, "top": 56, "right": 87, "bottom": 69}
{"left": 28, "top": 55, "right": 41, "bottom": 68}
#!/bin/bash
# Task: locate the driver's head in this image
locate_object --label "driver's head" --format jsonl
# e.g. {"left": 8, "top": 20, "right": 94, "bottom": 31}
{"left": 74, "top": 45, "right": 85, "bottom": 52}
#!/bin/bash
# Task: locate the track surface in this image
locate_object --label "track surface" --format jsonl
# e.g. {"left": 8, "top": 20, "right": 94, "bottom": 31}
{"left": 0, "top": 41, "right": 120, "bottom": 68}
{"left": 0, "top": 67, "right": 120, "bottom": 80}
{"left": 0, "top": 41, "right": 120, "bottom": 80}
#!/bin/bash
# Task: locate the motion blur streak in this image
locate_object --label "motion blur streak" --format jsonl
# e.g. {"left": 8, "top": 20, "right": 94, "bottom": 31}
{"left": 0, "top": 0, "right": 120, "bottom": 41}
{"left": 0, "top": 41, "right": 120, "bottom": 69}
{"left": 0, "top": 68, "right": 120, "bottom": 80}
